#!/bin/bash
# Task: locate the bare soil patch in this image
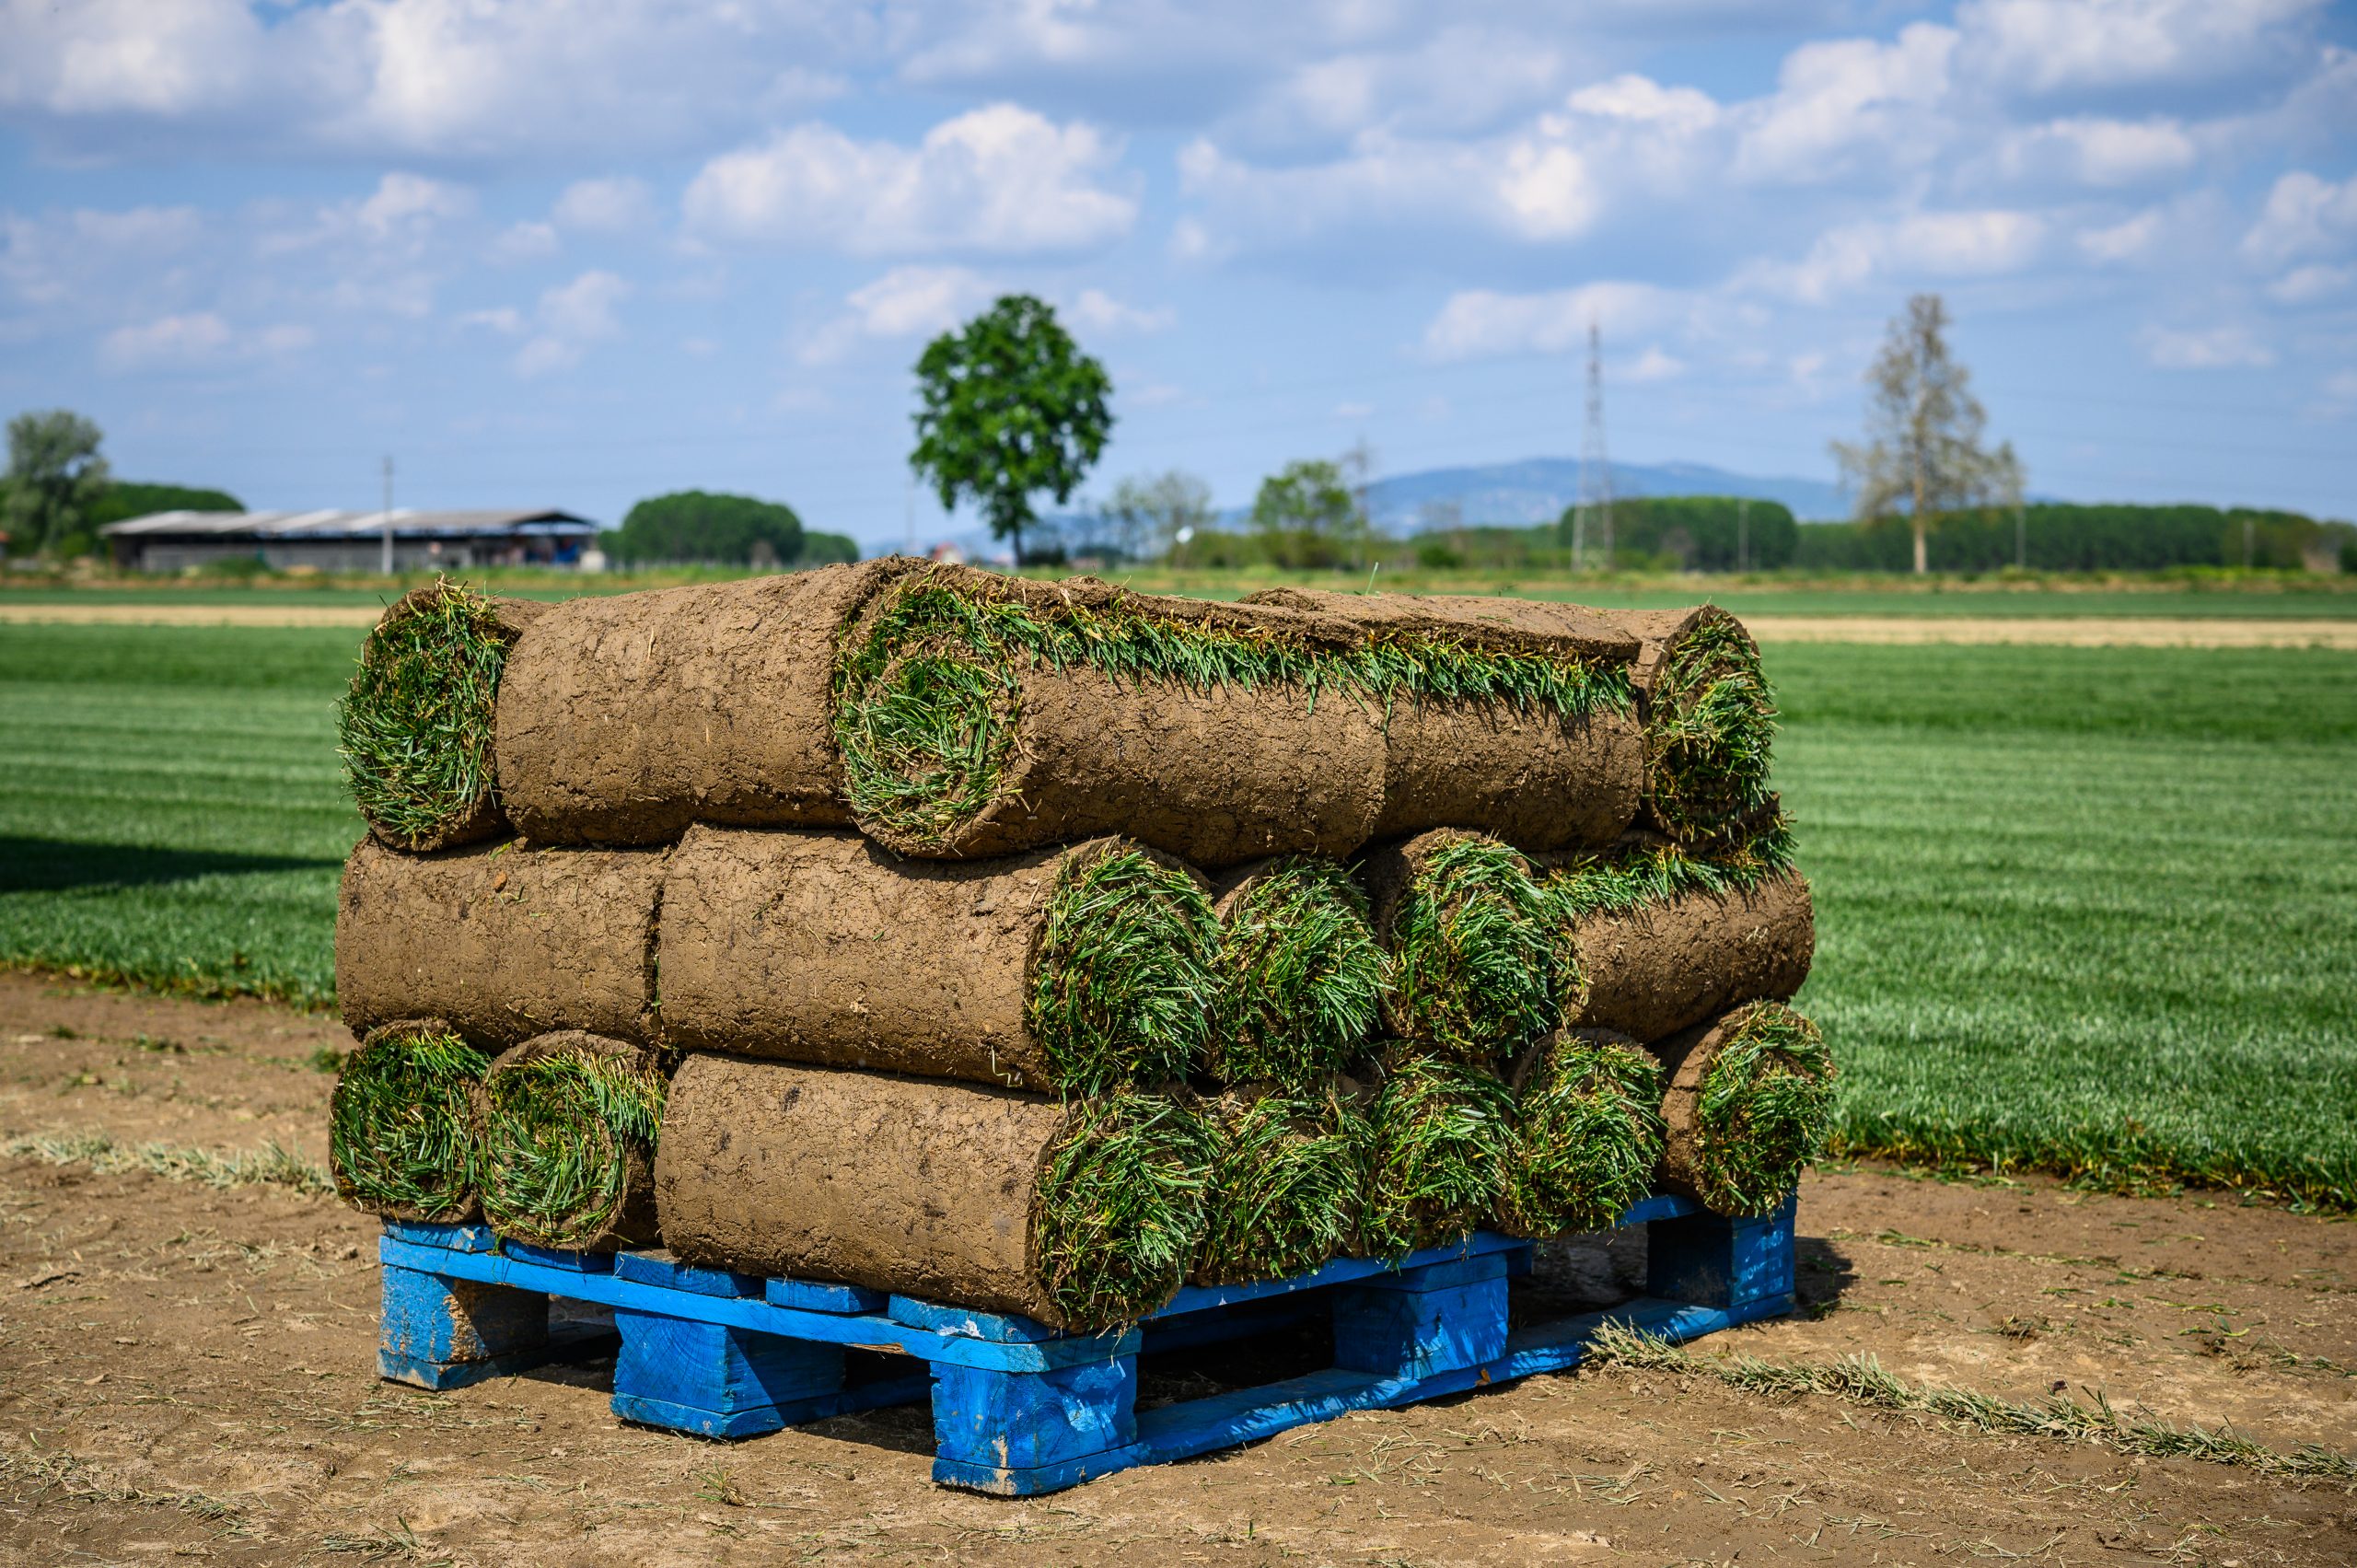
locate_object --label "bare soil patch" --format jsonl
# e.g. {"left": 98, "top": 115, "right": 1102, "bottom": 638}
{"left": 1, "top": 971, "right": 2351, "bottom": 1565}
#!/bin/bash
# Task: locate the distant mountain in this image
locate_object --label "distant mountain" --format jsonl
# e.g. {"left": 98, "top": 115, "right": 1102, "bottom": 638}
{"left": 1364, "top": 459, "right": 1851, "bottom": 530}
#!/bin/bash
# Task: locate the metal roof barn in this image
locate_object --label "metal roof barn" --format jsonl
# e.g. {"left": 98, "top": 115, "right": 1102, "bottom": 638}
{"left": 101, "top": 508, "right": 598, "bottom": 574}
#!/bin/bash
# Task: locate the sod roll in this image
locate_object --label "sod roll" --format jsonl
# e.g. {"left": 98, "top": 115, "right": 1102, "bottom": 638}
{"left": 1208, "top": 856, "right": 1391, "bottom": 1089}
{"left": 328, "top": 1019, "right": 488, "bottom": 1222}
{"left": 1495, "top": 1028, "right": 1666, "bottom": 1238}
{"left": 338, "top": 584, "right": 552, "bottom": 853}
{"left": 657, "top": 826, "right": 1219, "bottom": 1094}
{"left": 834, "top": 565, "right": 1390, "bottom": 868}
{"left": 1548, "top": 856, "right": 1815, "bottom": 1044}
{"left": 1359, "top": 830, "right": 1568, "bottom": 1063}
{"left": 335, "top": 837, "right": 665, "bottom": 1050}
{"left": 493, "top": 560, "right": 921, "bottom": 845}
{"left": 475, "top": 1032, "right": 665, "bottom": 1252}
{"left": 656, "top": 1056, "right": 1211, "bottom": 1330}
{"left": 1243, "top": 587, "right": 1643, "bottom": 850}
{"left": 1652, "top": 1000, "right": 1834, "bottom": 1215}
{"left": 1357, "top": 1055, "right": 1518, "bottom": 1259}
{"left": 1190, "top": 1081, "right": 1368, "bottom": 1286}
{"left": 1594, "top": 606, "right": 1777, "bottom": 851}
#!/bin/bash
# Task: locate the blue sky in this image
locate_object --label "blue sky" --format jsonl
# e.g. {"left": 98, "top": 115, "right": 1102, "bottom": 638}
{"left": 3, "top": 0, "right": 2353, "bottom": 548}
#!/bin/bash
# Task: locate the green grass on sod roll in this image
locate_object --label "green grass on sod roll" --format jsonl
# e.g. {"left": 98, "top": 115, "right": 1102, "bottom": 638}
{"left": 1212, "top": 858, "right": 1391, "bottom": 1086}
{"left": 1644, "top": 614, "right": 1778, "bottom": 847}
{"left": 1028, "top": 848, "right": 1223, "bottom": 1092}
{"left": 831, "top": 574, "right": 1632, "bottom": 844}
{"left": 334, "top": 585, "right": 512, "bottom": 845}
{"left": 1499, "top": 1035, "right": 1666, "bottom": 1236}
{"left": 1545, "top": 815, "right": 1798, "bottom": 923}
{"left": 328, "top": 1026, "right": 490, "bottom": 1219}
{"left": 1195, "top": 1086, "right": 1370, "bottom": 1283}
{"left": 1360, "top": 1057, "right": 1518, "bottom": 1258}
{"left": 1033, "top": 1090, "right": 1215, "bottom": 1329}
{"left": 1689, "top": 1001, "right": 1835, "bottom": 1214}
{"left": 478, "top": 1049, "right": 665, "bottom": 1248}
{"left": 1388, "top": 839, "right": 1564, "bottom": 1061}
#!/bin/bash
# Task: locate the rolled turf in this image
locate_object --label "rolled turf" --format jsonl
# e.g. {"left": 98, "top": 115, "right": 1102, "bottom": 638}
{"left": 1208, "top": 856, "right": 1391, "bottom": 1089}
{"left": 334, "top": 836, "right": 666, "bottom": 1050}
{"left": 655, "top": 1056, "right": 1213, "bottom": 1330}
{"left": 328, "top": 1018, "right": 490, "bottom": 1221}
{"left": 337, "top": 584, "right": 550, "bottom": 852}
{"left": 1598, "top": 606, "right": 1778, "bottom": 852}
{"left": 657, "top": 827, "right": 1219, "bottom": 1094}
{"left": 1190, "top": 1081, "right": 1369, "bottom": 1285}
{"left": 474, "top": 1032, "right": 666, "bottom": 1252}
{"left": 1357, "top": 1055, "right": 1519, "bottom": 1259}
{"left": 492, "top": 560, "right": 919, "bottom": 844}
{"left": 1653, "top": 1000, "right": 1835, "bottom": 1215}
{"left": 1360, "top": 830, "right": 1568, "bottom": 1063}
{"left": 1243, "top": 586, "right": 1643, "bottom": 850}
{"left": 1495, "top": 1028, "right": 1666, "bottom": 1237}
{"left": 1542, "top": 830, "right": 1814, "bottom": 1044}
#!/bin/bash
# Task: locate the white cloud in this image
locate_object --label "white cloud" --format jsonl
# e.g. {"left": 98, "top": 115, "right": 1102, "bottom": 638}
{"left": 1734, "top": 23, "right": 1955, "bottom": 183}
{"left": 2140, "top": 322, "right": 2275, "bottom": 368}
{"left": 1067, "top": 289, "right": 1173, "bottom": 335}
{"left": 0, "top": 205, "right": 203, "bottom": 307}
{"left": 2077, "top": 209, "right": 2165, "bottom": 262}
{"left": 99, "top": 310, "right": 231, "bottom": 368}
{"left": 799, "top": 264, "right": 999, "bottom": 365}
{"left": 515, "top": 269, "right": 629, "bottom": 377}
{"left": 1420, "top": 282, "right": 1685, "bottom": 362}
{"left": 2267, "top": 263, "right": 2352, "bottom": 304}
{"left": 1998, "top": 117, "right": 2199, "bottom": 186}
{"left": 0, "top": 0, "right": 259, "bottom": 117}
{"left": 2242, "top": 170, "right": 2357, "bottom": 264}
{"left": 489, "top": 221, "right": 560, "bottom": 265}
{"left": 460, "top": 307, "right": 528, "bottom": 335}
{"left": 1955, "top": 0, "right": 2326, "bottom": 95}
{"left": 684, "top": 105, "right": 1137, "bottom": 254}
{"left": 1750, "top": 210, "right": 2047, "bottom": 303}
{"left": 553, "top": 177, "right": 654, "bottom": 234}
{"left": 1623, "top": 345, "right": 1686, "bottom": 383}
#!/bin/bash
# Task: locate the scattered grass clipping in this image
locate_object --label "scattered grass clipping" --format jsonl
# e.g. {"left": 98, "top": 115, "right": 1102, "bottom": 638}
{"left": 832, "top": 571, "right": 1631, "bottom": 847}
{"left": 1388, "top": 838, "right": 1565, "bottom": 1061}
{"left": 1212, "top": 857, "right": 1391, "bottom": 1087}
{"left": 336, "top": 582, "right": 517, "bottom": 848}
{"left": 477, "top": 1047, "right": 665, "bottom": 1249}
{"left": 1033, "top": 1090, "right": 1214, "bottom": 1330}
{"left": 1028, "top": 846, "right": 1223, "bottom": 1092}
{"left": 1587, "top": 1320, "right": 2357, "bottom": 1485}
{"left": 1195, "top": 1086, "right": 1370, "bottom": 1284}
{"left": 1644, "top": 612, "right": 1778, "bottom": 848}
{"left": 328, "top": 1024, "right": 490, "bottom": 1220}
{"left": 1690, "top": 1001, "right": 1835, "bottom": 1215}
{"left": 5, "top": 1128, "right": 331, "bottom": 1197}
{"left": 1360, "top": 1057, "right": 1518, "bottom": 1259}
{"left": 1498, "top": 1032, "right": 1666, "bottom": 1237}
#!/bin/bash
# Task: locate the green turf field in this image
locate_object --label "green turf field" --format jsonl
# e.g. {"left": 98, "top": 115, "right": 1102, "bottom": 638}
{"left": 2, "top": 621, "right": 2351, "bottom": 1206}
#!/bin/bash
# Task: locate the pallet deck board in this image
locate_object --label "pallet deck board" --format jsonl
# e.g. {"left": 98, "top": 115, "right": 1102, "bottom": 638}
{"left": 374, "top": 1191, "right": 1798, "bottom": 1495}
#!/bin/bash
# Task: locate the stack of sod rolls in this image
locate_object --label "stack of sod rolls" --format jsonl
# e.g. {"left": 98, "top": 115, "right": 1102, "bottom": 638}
{"left": 325, "top": 564, "right": 1831, "bottom": 1335}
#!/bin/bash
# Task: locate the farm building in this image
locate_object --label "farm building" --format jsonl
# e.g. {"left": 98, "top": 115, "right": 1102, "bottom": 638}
{"left": 101, "top": 508, "right": 598, "bottom": 573}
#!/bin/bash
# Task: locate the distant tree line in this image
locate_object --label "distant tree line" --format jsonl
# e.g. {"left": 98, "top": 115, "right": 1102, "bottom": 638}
{"left": 1794, "top": 503, "right": 2354, "bottom": 574}
{"left": 602, "top": 489, "right": 857, "bottom": 568}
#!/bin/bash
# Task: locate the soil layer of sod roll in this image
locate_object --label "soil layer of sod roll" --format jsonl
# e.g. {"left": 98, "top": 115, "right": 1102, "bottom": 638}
{"left": 1357, "top": 1055, "right": 1518, "bottom": 1259}
{"left": 835, "top": 564, "right": 1391, "bottom": 868}
{"left": 1359, "top": 830, "right": 1568, "bottom": 1063}
{"left": 493, "top": 560, "right": 921, "bottom": 845}
{"left": 658, "top": 826, "right": 1218, "bottom": 1094}
{"left": 1190, "top": 1081, "right": 1369, "bottom": 1285}
{"left": 656, "top": 1056, "right": 1212, "bottom": 1330}
{"left": 1544, "top": 835, "right": 1814, "bottom": 1045}
{"left": 1208, "top": 856, "right": 1391, "bottom": 1089}
{"left": 335, "top": 836, "right": 665, "bottom": 1050}
{"left": 1652, "top": 1000, "right": 1834, "bottom": 1215}
{"left": 338, "top": 584, "right": 551, "bottom": 853}
{"left": 1592, "top": 606, "right": 1778, "bottom": 851}
{"left": 328, "top": 1019, "right": 489, "bottom": 1222}
{"left": 1244, "top": 587, "right": 1643, "bottom": 850}
{"left": 1495, "top": 1028, "right": 1666, "bottom": 1238}
{"left": 475, "top": 1032, "right": 665, "bottom": 1252}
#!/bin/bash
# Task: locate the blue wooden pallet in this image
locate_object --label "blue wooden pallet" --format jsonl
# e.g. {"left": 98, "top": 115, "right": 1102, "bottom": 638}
{"left": 376, "top": 1191, "right": 1795, "bottom": 1495}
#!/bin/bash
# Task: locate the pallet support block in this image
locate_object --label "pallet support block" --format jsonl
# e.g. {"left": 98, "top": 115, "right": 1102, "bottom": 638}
{"left": 1645, "top": 1191, "right": 1797, "bottom": 1319}
{"left": 378, "top": 1264, "right": 555, "bottom": 1389}
{"left": 611, "top": 1310, "right": 851, "bottom": 1438}
{"left": 1332, "top": 1253, "right": 1512, "bottom": 1379}
{"left": 928, "top": 1354, "right": 1142, "bottom": 1491}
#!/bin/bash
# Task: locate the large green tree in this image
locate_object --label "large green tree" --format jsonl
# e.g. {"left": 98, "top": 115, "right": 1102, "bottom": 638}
{"left": 1104, "top": 469, "right": 1213, "bottom": 562}
{"left": 911, "top": 295, "right": 1113, "bottom": 564}
{"left": 610, "top": 490, "right": 807, "bottom": 565}
{"left": 1830, "top": 294, "right": 2023, "bottom": 575}
{"left": 5, "top": 410, "right": 110, "bottom": 556}
{"left": 1250, "top": 459, "right": 1356, "bottom": 569}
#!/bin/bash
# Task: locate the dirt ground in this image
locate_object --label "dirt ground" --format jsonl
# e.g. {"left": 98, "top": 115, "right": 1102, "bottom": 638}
{"left": 0, "top": 970, "right": 2350, "bottom": 1567}
{"left": 6, "top": 598, "right": 2357, "bottom": 648}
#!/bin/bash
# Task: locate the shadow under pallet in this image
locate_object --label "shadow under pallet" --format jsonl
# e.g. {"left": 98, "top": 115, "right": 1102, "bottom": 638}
{"left": 377, "top": 1191, "right": 1796, "bottom": 1496}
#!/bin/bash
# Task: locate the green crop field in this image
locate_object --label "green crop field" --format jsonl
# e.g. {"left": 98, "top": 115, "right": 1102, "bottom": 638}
{"left": 2, "top": 621, "right": 2351, "bottom": 1207}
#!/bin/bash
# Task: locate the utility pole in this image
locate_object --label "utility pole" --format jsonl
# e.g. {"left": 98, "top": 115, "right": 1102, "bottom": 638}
{"left": 1736, "top": 498, "right": 1750, "bottom": 574}
{"left": 1573, "top": 319, "right": 1613, "bottom": 574}
{"left": 379, "top": 455, "right": 394, "bottom": 575}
